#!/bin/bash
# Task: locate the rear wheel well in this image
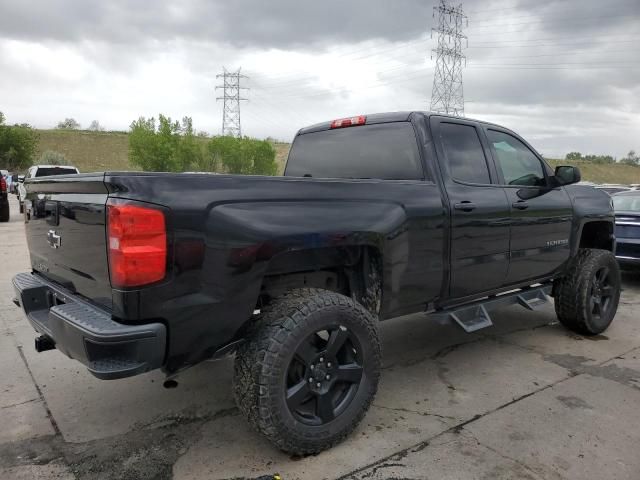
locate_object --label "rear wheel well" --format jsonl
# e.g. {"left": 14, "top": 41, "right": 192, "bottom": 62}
{"left": 259, "top": 247, "right": 383, "bottom": 316}
{"left": 579, "top": 221, "right": 614, "bottom": 252}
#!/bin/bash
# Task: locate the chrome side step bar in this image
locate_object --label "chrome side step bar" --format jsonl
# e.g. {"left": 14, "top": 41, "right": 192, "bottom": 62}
{"left": 431, "top": 284, "right": 553, "bottom": 333}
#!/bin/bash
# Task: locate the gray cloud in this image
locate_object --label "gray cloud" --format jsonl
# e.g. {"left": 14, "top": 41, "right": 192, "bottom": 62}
{"left": 0, "top": 0, "right": 638, "bottom": 157}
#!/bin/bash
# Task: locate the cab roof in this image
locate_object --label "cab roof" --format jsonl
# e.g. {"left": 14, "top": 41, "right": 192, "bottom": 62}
{"left": 296, "top": 111, "right": 509, "bottom": 136}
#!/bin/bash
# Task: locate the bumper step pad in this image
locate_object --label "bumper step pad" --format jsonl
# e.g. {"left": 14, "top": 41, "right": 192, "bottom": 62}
{"left": 432, "top": 284, "right": 552, "bottom": 333}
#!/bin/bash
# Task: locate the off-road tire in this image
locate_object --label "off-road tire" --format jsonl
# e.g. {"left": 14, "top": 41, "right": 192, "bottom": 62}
{"left": 0, "top": 202, "right": 9, "bottom": 222}
{"left": 233, "top": 288, "right": 381, "bottom": 455}
{"left": 554, "top": 248, "right": 620, "bottom": 335}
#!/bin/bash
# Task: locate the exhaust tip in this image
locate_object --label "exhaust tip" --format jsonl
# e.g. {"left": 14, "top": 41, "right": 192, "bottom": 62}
{"left": 34, "top": 335, "right": 55, "bottom": 353}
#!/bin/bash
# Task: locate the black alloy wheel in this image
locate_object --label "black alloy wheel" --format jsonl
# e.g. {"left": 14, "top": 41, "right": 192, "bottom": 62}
{"left": 286, "top": 325, "right": 364, "bottom": 426}
{"left": 233, "top": 288, "right": 381, "bottom": 455}
{"left": 588, "top": 265, "right": 615, "bottom": 321}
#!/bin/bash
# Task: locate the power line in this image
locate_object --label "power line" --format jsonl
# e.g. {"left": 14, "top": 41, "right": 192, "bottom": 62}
{"left": 215, "top": 67, "right": 248, "bottom": 137}
{"left": 430, "top": 0, "right": 468, "bottom": 116}
{"left": 467, "top": 12, "right": 637, "bottom": 32}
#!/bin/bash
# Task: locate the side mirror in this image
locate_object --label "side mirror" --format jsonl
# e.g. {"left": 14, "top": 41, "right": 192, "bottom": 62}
{"left": 554, "top": 165, "right": 581, "bottom": 186}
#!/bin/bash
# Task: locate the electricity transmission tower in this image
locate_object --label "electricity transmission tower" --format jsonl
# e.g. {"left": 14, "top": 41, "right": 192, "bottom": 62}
{"left": 216, "top": 68, "right": 248, "bottom": 137}
{"left": 430, "top": 0, "right": 468, "bottom": 116}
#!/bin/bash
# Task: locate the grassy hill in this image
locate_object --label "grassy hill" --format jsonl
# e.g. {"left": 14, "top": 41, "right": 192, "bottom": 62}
{"left": 35, "top": 129, "right": 637, "bottom": 183}
{"left": 37, "top": 130, "right": 132, "bottom": 172}
{"left": 546, "top": 159, "right": 640, "bottom": 184}
{"left": 36, "top": 129, "right": 291, "bottom": 174}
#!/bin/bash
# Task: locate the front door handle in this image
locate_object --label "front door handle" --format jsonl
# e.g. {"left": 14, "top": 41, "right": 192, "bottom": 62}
{"left": 454, "top": 201, "right": 477, "bottom": 212}
{"left": 512, "top": 201, "right": 529, "bottom": 210}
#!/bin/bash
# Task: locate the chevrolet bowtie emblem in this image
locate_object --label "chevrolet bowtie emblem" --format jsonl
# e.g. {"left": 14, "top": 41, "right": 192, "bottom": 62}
{"left": 47, "top": 230, "right": 61, "bottom": 249}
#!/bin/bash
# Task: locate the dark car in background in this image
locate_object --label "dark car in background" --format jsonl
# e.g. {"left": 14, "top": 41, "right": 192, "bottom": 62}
{"left": 613, "top": 190, "right": 640, "bottom": 266}
{"left": 597, "top": 185, "right": 632, "bottom": 196}
{"left": 1, "top": 172, "right": 9, "bottom": 222}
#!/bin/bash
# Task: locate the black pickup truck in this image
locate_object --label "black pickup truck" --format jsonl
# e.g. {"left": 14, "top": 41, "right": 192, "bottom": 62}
{"left": 12, "top": 112, "right": 620, "bottom": 454}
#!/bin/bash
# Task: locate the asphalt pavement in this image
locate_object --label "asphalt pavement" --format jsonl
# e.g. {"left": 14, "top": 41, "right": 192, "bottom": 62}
{"left": 1, "top": 193, "right": 639, "bottom": 480}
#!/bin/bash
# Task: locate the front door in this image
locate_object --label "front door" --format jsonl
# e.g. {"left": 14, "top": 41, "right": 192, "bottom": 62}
{"left": 433, "top": 118, "right": 511, "bottom": 299}
{"left": 484, "top": 128, "right": 573, "bottom": 283}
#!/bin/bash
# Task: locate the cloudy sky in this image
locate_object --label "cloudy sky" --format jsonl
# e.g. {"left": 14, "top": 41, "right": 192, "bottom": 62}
{"left": 0, "top": 0, "right": 638, "bottom": 158}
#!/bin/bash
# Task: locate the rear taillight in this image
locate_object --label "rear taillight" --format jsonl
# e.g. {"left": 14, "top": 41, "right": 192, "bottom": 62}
{"left": 0, "top": 177, "right": 6, "bottom": 192}
{"left": 106, "top": 200, "right": 167, "bottom": 288}
{"left": 330, "top": 115, "right": 366, "bottom": 129}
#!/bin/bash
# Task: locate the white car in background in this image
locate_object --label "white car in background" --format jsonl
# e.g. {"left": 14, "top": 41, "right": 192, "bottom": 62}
{"left": 17, "top": 165, "right": 80, "bottom": 213}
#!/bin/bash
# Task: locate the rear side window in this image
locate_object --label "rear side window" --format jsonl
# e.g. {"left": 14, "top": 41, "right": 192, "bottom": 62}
{"left": 439, "top": 123, "right": 490, "bottom": 184}
{"left": 35, "top": 167, "right": 78, "bottom": 177}
{"left": 285, "top": 122, "right": 424, "bottom": 180}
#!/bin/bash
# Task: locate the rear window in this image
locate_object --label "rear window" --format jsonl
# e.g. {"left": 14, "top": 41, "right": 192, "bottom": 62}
{"left": 35, "top": 167, "right": 78, "bottom": 177}
{"left": 285, "top": 122, "right": 424, "bottom": 180}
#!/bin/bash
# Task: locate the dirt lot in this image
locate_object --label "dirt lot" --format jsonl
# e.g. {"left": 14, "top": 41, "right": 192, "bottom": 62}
{"left": 1, "top": 193, "right": 639, "bottom": 480}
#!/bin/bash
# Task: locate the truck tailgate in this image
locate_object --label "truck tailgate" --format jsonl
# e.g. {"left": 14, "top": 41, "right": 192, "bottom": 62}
{"left": 24, "top": 174, "right": 112, "bottom": 309}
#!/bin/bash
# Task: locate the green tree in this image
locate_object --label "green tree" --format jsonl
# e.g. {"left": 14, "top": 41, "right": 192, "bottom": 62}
{"left": 88, "top": 120, "right": 104, "bottom": 131}
{"left": 57, "top": 118, "right": 80, "bottom": 129}
{"left": 0, "top": 111, "right": 39, "bottom": 170}
{"left": 620, "top": 150, "right": 639, "bottom": 166}
{"left": 128, "top": 114, "right": 205, "bottom": 172}
{"left": 565, "top": 152, "right": 582, "bottom": 161}
{"left": 208, "top": 136, "right": 277, "bottom": 175}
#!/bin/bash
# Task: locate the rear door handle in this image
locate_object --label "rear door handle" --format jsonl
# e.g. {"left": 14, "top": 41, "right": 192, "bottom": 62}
{"left": 512, "top": 201, "right": 529, "bottom": 210}
{"left": 454, "top": 202, "right": 477, "bottom": 212}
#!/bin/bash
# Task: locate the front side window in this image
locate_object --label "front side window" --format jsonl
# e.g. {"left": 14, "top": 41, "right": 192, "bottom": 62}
{"left": 487, "top": 130, "right": 546, "bottom": 187}
{"left": 439, "top": 122, "right": 491, "bottom": 184}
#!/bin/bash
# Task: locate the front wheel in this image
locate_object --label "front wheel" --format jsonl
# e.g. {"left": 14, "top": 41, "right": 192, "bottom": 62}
{"left": 554, "top": 248, "right": 621, "bottom": 335}
{"left": 233, "top": 288, "right": 381, "bottom": 455}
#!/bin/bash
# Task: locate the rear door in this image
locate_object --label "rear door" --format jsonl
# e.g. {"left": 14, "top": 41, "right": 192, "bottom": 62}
{"left": 483, "top": 128, "right": 573, "bottom": 283}
{"left": 431, "top": 117, "right": 510, "bottom": 299}
{"left": 24, "top": 174, "right": 112, "bottom": 308}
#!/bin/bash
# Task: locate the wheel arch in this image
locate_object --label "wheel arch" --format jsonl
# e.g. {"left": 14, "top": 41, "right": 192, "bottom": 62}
{"left": 260, "top": 245, "right": 384, "bottom": 317}
{"left": 577, "top": 220, "right": 615, "bottom": 252}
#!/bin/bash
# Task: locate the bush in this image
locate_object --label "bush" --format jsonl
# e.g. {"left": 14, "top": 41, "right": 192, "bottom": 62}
{"left": 39, "top": 150, "right": 67, "bottom": 165}
{"left": 0, "top": 111, "right": 39, "bottom": 170}
{"left": 128, "top": 115, "right": 204, "bottom": 172}
{"left": 208, "top": 136, "right": 277, "bottom": 175}
{"left": 565, "top": 151, "right": 615, "bottom": 165}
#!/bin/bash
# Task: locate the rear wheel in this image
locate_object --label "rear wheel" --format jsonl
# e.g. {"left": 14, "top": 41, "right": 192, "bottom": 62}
{"left": 554, "top": 248, "right": 620, "bottom": 335}
{"left": 233, "top": 288, "right": 381, "bottom": 455}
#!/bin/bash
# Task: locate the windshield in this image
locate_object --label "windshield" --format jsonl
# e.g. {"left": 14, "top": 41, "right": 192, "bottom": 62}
{"left": 613, "top": 194, "right": 640, "bottom": 212}
{"left": 34, "top": 167, "right": 78, "bottom": 177}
